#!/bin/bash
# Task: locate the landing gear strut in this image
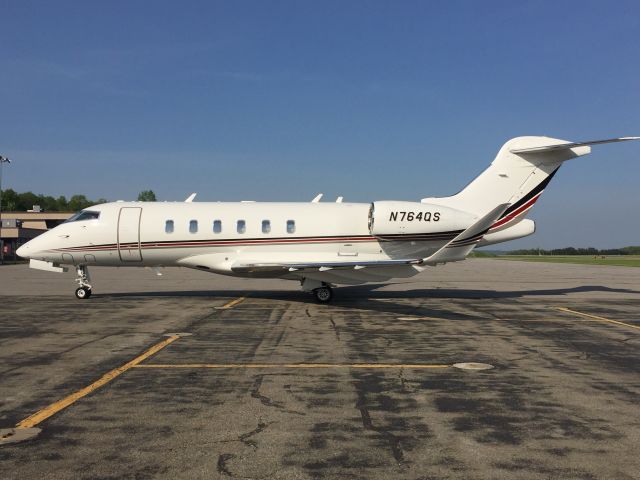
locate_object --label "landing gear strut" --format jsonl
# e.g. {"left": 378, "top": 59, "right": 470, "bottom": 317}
{"left": 74, "top": 265, "right": 92, "bottom": 299}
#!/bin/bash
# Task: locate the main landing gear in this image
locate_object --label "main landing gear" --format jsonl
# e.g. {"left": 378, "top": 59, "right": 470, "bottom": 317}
{"left": 74, "top": 265, "right": 92, "bottom": 299}
{"left": 313, "top": 285, "right": 333, "bottom": 304}
{"left": 301, "top": 278, "right": 334, "bottom": 303}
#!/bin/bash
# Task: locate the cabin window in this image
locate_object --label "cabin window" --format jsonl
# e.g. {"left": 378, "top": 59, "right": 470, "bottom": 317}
{"left": 189, "top": 220, "right": 198, "bottom": 234}
{"left": 286, "top": 219, "right": 296, "bottom": 234}
{"left": 237, "top": 220, "right": 246, "bottom": 234}
{"left": 262, "top": 220, "right": 271, "bottom": 234}
{"left": 165, "top": 220, "right": 174, "bottom": 234}
{"left": 213, "top": 220, "right": 222, "bottom": 233}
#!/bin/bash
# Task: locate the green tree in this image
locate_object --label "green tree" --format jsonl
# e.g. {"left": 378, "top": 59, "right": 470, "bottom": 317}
{"left": 0, "top": 190, "right": 107, "bottom": 211}
{"left": 137, "top": 190, "right": 157, "bottom": 202}
{"left": 56, "top": 195, "right": 68, "bottom": 211}
{"left": 1, "top": 188, "right": 19, "bottom": 211}
{"left": 67, "top": 194, "right": 91, "bottom": 211}
{"left": 17, "top": 191, "right": 39, "bottom": 210}
{"left": 41, "top": 195, "right": 58, "bottom": 211}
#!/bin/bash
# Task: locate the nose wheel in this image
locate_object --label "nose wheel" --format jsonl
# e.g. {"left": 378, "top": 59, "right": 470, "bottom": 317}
{"left": 74, "top": 265, "right": 93, "bottom": 299}
{"left": 75, "top": 287, "right": 92, "bottom": 299}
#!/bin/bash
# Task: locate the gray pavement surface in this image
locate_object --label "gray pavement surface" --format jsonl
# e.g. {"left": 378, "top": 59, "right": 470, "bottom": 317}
{"left": 0, "top": 259, "right": 639, "bottom": 479}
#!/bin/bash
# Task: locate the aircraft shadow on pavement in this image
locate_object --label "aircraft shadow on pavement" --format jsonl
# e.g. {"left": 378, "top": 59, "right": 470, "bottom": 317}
{"left": 95, "top": 284, "right": 639, "bottom": 319}
{"left": 97, "top": 284, "right": 639, "bottom": 302}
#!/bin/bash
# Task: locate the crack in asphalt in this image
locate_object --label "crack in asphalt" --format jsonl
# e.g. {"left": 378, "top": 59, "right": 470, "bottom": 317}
{"left": 239, "top": 419, "right": 272, "bottom": 449}
{"left": 329, "top": 318, "right": 341, "bottom": 341}
{"left": 250, "top": 375, "right": 284, "bottom": 409}
{"left": 217, "top": 453, "right": 235, "bottom": 476}
{"left": 355, "top": 394, "right": 405, "bottom": 465}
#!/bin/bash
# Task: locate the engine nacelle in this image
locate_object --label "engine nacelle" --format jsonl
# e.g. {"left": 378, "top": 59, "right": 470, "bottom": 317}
{"left": 369, "top": 201, "right": 475, "bottom": 237}
{"left": 479, "top": 219, "right": 536, "bottom": 246}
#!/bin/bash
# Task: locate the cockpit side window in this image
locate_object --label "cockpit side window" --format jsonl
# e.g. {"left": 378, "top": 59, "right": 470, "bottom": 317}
{"left": 65, "top": 211, "right": 100, "bottom": 223}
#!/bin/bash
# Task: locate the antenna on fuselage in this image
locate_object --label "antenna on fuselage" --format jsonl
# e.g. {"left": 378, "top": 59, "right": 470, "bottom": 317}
{"left": 185, "top": 193, "right": 197, "bottom": 202}
{"left": 311, "top": 193, "right": 323, "bottom": 203}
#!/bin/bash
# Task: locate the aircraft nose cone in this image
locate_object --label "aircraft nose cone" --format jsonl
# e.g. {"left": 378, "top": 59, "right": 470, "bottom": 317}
{"left": 16, "top": 243, "right": 29, "bottom": 259}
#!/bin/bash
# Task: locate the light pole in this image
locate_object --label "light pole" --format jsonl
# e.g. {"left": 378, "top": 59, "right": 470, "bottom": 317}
{"left": 0, "top": 155, "right": 12, "bottom": 265}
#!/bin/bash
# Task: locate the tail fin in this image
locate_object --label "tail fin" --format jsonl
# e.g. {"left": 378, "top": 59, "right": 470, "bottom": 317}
{"left": 423, "top": 136, "right": 639, "bottom": 231}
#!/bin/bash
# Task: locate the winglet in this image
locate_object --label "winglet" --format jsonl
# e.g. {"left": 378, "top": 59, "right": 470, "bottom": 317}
{"left": 185, "top": 193, "right": 197, "bottom": 202}
{"left": 422, "top": 203, "right": 511, "bottom": 265}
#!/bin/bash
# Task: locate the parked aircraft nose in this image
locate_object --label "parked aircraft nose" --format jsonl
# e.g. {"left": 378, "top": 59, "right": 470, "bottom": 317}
{"left": 16, "top": 242, "right": 30, "bottom": 259}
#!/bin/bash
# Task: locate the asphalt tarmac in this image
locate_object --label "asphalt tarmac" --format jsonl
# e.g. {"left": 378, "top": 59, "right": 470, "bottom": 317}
{"left": 0, "top": 259, "right": 639, "bottom": 479}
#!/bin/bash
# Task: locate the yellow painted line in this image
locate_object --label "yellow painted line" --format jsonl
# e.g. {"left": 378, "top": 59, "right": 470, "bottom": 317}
{"left": 215, "top": 296, "right": 246, "bottom": 309}
{"left": 16, "top": 335, "right": 181, "bottom": 429}
{"left": 133, "top": 363, "right": 450, "bottom": 369}
{"left": 555, "top": 307, "right": 640, "bottom": 332}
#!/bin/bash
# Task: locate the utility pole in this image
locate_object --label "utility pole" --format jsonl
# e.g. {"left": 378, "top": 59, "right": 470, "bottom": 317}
{"left": 0, "top": 155, "right": 12, "bottom": 265}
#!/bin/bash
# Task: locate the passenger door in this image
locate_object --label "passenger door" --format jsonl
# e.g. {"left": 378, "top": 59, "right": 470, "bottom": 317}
{"left": 117, "top": 207, "right": 142, "bottom": 262}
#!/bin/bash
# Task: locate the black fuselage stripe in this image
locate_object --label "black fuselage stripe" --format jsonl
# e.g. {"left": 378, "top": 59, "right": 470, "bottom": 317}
{"left": 499, "top": 167, "right": 559, "bottom": 219}
{"left": 54, "top": 230, "right": 468, "bottom": 253}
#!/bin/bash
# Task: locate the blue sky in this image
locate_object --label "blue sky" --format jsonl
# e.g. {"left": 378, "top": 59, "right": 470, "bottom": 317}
{"left": 1, "top": 0, "right": 639, "bottom": 248}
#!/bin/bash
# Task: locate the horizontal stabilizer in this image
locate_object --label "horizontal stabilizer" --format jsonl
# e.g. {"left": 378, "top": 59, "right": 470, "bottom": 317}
{"left": 510, "top": 137, "right": 639, "bottom": 154}
{"left": 421, "top": 203, "right": 510, "bottom": 265}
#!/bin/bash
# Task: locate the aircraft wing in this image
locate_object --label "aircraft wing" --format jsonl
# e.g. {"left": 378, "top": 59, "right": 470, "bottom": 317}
{"left": 231, "top": 258, "right": 422, "bottom": 274}
{"left": 510, "top": 136, "right": 639, "bottom": 154}
{"left": 421, "top": 203, "right": 510, "bottom": 265}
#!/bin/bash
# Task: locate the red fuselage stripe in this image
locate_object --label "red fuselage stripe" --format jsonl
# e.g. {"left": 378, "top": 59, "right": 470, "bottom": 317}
{"left": 489, "top": 193, "right": 541, "bottom": 230}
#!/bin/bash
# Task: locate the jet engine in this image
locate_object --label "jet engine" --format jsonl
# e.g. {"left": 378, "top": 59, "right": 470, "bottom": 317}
{"left": 369, "top": 201, "right": 476, "bottom": 238}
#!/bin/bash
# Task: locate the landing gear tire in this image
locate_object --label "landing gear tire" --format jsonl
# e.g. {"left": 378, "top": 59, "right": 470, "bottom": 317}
{"left": 75, "top": 287, "right": 91, "bottom": 300}
{"left": 313, "top": 286, "right": 333, "bottom": 304}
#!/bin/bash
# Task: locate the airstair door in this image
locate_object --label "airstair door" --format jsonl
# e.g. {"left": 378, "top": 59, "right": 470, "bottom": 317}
{"left": 118, "top": 207, "right": 142, "bottom": 262}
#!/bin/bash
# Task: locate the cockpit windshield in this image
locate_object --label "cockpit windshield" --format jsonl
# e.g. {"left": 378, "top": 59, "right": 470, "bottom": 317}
{"left": 64, "top": 210, "right": 100, "bottom": 223}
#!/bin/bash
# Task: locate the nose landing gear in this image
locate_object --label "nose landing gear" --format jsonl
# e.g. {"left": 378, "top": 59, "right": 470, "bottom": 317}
{"left": 74, "top": 265, "right": 92, "bottom": 299}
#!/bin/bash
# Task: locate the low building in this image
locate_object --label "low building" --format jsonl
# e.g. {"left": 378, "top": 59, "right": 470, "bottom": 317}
{"left": 0, "top": 211, "right": 73, "bottom": 262}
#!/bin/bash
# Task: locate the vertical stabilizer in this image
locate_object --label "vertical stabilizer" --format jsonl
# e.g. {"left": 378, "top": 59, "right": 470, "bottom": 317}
{"left": 422, "top": 136, "right": 592, "bottom": 231}
{"left": 422, "top": 136, "right": 590, "bottom": 217}
{"left": 423, "top": 136, "right": 639, "bottom": 230}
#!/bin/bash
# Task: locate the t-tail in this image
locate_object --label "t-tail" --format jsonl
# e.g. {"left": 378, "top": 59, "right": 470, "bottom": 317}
{"left": 422, "top": 136, "right": 640, "bottom": 242}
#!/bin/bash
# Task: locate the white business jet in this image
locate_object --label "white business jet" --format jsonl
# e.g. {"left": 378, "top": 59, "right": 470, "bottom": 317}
{"left": 17, "top": 136, "right": 639, "bottom": 302}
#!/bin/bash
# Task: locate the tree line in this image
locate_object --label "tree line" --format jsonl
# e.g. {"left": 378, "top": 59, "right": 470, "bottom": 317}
{"left": 0, "top": 189, "right": 157, "bottom": 211}
{"left": 507, "top": 246, "right": 640, "bottom": 256}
